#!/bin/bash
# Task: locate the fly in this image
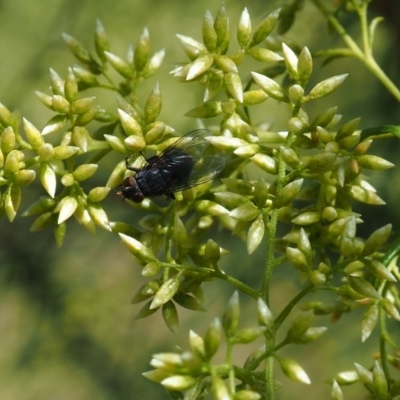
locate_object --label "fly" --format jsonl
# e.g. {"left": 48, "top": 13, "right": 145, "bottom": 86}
{"left": 118, "top": 129, "right": 225, "bottom": 203}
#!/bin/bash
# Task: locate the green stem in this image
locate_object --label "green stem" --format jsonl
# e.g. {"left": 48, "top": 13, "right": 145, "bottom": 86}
{"left": 311, "top": 0, "right": 400, "bottom": 102}
{"left": 378, "top": 304, "right": 391, "bottom": 382}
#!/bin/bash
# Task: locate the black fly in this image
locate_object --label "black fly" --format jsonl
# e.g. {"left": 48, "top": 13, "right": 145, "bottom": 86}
{"left": 118, "top": 129, "right": 225, "bottom": 203}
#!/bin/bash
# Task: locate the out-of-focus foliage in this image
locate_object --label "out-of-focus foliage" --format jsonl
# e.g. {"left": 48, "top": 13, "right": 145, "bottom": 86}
{"left": 1, "top": 0, "right": 400, "bottom": 399}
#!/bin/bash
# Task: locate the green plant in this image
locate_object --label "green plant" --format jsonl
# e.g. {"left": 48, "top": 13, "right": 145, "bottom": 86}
{"left": 1, "top": 0, "right": 400, "bottom": 399}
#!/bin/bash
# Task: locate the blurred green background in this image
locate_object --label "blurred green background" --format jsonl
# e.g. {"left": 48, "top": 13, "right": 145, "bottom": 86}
{"left": 0, "top": 0, "right": 399, "bottom": 399}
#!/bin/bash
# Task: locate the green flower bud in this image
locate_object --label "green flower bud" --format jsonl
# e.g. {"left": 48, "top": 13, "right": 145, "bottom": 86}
{"left": 286, "top": 312, "right": 313, "bottom": 342}
{"left": 287, "top": 118, "right": 304, "bottom": 133}
{"left": 223, "top": 291, "right": 240, "bottom": 338}
{"left": 257, "top": 297, "right": 274, "bottom": 328}
{"left": 185, "top": 101, "right": 222, "bottom": 118}
{"left": 118, "top": 109, "right": 143, "bottom": 137}
{"left": 289, "top": 84, "right": 304, "bottom": 100}
{"left": 0, "top": 102, "right": 16, "bottom": 127}
{"left": 251, "top": 153, "right": 278, "bottom": 174}
{"left": 381, "top": 298, "right": 400, "bottom": 321}
{"left": 355, "top": 363, "right": 373, "bottom": 392}
{"left": 124, "top": 135, "right": 146, "bottom": 152}
{"left": 176, "top": 34, "right": 207, "bottom": 60}
{"left": 237, "top": 7, "right": 252, "bottom": 48}
{"left": 232, "top": 326, "right": 266, "bottom": 344}
{"left": 222, "top": 178, "right": 254, "bottom": 196}
{"left": 322, "top": 206, "right": 338, "bottom": 221}
{"left": 61, "top": 173, "right": 74, "bottom": 187}
{"left": 73, "top": 164, "right": 98, "bottom": 182}
{"left": 161, "top": 375, "right": 196, "bottom": 391}
{"left": 331, "top": 380, "right": 344, "bottom": 400}
{"left": 204, "top": 317, "right": 222, "bottom": 359}
{"left": 367, "top": 260, "right": 396, "bottom": 282}
{"left": 72, "top": 65, "right": 99, "bottom": 87}
{"left": 307, "top": 74, "right": 348, "bottom": 100}
{"left": 104, "top": 51, "right": 132, "bottom": 79}
{"left": 251, "top": 72, "right": 286, "bottom": 101}
{"left": 142, "top": 49, "right": 165, "bottom": 79}
{"left": 36, "top": 143, "right": 53, "bottom": 162}
{"left": 39, "top": 162, "right": 56, "bottom": 198}
{"left": 291, "top": 211, "right": 321, "bottom": 226}
{"left": 354, "top": 139, "right": 372, "bottom": 155}
{"left": 144, "top": 122, "right": 165, "bottom": 144}
{"left": 298, "top": 47, "right": 313, "bottom": 85}
{"left": 308, "top": 270, "right": 326, "bottom": 285}
{"left": 247, "top": 47, "right": 283, "bottom": 63}
{"left": 247, "top": 214, "right": 265, "bottom": 254}
{"left": 87, "top": 186, "right": 111, "bottom": 203}
{"left": 286, "top": 247, "right": 309, "bottom": 272}
{"left": 315, "top": 126, "right": 333, "bottom": 143}
{"left": 249, "top": 9, "right": 280, "bottom": 47}
{"left": 275, "top": 179, "right": 303, "bottom": 207}
{"left": 186, "top": 54, "right": 214, "bottom": 81}
{"left": 361, "top": 304, "right": 379, "bottom": 342}
{"left": 62, "top": 33, "right": 94, "bottom": 64}
{"left": 30, "top": 211, "right": 54, "bottom": 231}
{"left": 307, "top": 152, "right": 336, "bottom": 172}
{"left": 4, "top": 185, "right": 20, "bottom": 222}
{"left": 144, "top": 83, "right": 162, "bottom": 123}
{"left": 161, "top": 301, "right": 179, "bottom": 334}
{"left": 224, "top": 72, "right": 243, "bottom": 103}
{"left": 278, "top": 207, "right": 299, "bottom": 223}
{"left": 23, "top": 118, "right": 45, "bottom": 150}
{"left": 150, "top": 276, "right": 180, "bottom": 310}
{"left": 64, "top": 67, "right": 78, "bottom": 103}
{"left": 229, "top": 203, "right": 260, "bottom": 221}
{"left": 214, "top": 4, "right": 229, "bottom": 53}
{"left": 205, "top": 239, "right": 221, "bottom": 263}
{"left": 195, "top": 200, "right": 229, "bottom": 216}
{"left": 336, "top": 117, "right": 360, "bottom": 141}
{"left": 253, "top": 177, "right": 269, "bottom": 207}
{"left": 202, "top": 10, "right": 217, "bottom": 51}
{"left": 52, "top": 95, "right": 70, "bottom": 114}
{"left": 53, "top": 145, "right": 79, "bottom": 160}
{"left": 207, "top": 136, "right": 247, "bottom": 151}
{"left": 0, "top": 126, "right": 16, "bottom": 153}
{"left": 279, "top": 147, "right": 300, "bottom": 168}
{"left": 282, "top": 43, "right": 299, "bottom": 80}
{"left": 15, "top": 169, "right": 36, "bottom": 186}
{"left": 173, "top": 215, "right": 187, "bottom": 260}
{"left": 54, "top": 221, "right": 67, "bottom": 248}
{"left": 87, "top": 203, "right": 111, "bottom": 231}
{"left": 102, "top": 134, "right": 126, "bottom": 154}
{"left": 347, "top": 185, "right": 385, "bottom": 205}
{"left": 211, "top": 376, "right": 230, "bottom": 400}
{"left": 204, "top": 71, "right": 224, "bottom": 101}
{"left": 357, "top": 154, "right": 394, "bottom": 170}
{"left": 347, "top": 275, "right": 381, "bottom": 299}
{"left": 134, "top": 27, "right": 150, "bottom": 72}
{"left": 313, "top": 107, "right": 338, "bottom": 128}
{"left": 372, "top": 361, "right": 389, "bottom": 399}
{"left": 338, "top": 134, "right": 359, "bottom": 150}
{"left": 49, "top": 68, "right": 64, "bottom": 96}
{"left": 297, "top": 326, "right": 327, "bottom": 344}
{"left": 119, "top": 232, "right": 156, "bottom": 264}
{"left": 278, "top": 357, "right": 311, "bottom": 384}
{"left": 243, "top": 89, "right": 268, "bottom": 106}
{"left": 56, "top": 195, "right": 78, "bottom": 224}
{"left": 22, "top": 197, "right": 56, "bottom": 217}
{"left": 142, "top": 262, "right": 160, "bottom": 277}
{"left": 71, "top": 96, "right": 96, "bottom": 115}
{"left": 214, "top": 55, "right": 237, "bottom": 73}
{"left": 72, "top": 126, "right": 89, "bottom": 152}
{"left": 42, "top": 115, "right": 68, "bottom": 136}
{"left": 106, "top": 160, "right": 126, "bottom": 188}
{"left": 94, "top": 19, "right": 109, "bottom": 62}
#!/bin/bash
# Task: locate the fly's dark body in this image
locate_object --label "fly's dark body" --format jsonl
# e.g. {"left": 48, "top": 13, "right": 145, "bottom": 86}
{"left": 118, "top": 129, "right": 225, "bottom": 203}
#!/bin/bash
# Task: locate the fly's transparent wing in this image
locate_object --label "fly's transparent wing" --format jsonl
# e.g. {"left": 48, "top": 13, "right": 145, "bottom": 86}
{"left": 164, "top": 154, "right": 225, "bottom": 194}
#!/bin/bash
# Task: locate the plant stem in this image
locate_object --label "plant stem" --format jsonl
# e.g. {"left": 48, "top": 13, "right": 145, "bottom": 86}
{"left": 311, "top": 0, "right": 400, "bottom": 102}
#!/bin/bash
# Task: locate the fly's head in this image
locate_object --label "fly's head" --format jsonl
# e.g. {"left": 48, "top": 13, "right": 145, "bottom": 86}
{"left": 117, "top": 176, "right": 145, "bottom": 203}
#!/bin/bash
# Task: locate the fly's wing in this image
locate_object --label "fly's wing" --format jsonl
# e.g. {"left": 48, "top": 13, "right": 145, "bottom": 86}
{"left": 155, "top": 129, "right": 211, "bottom": 165}
{"left": 164, "top": 154, "right": 226, "bottom": 194}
